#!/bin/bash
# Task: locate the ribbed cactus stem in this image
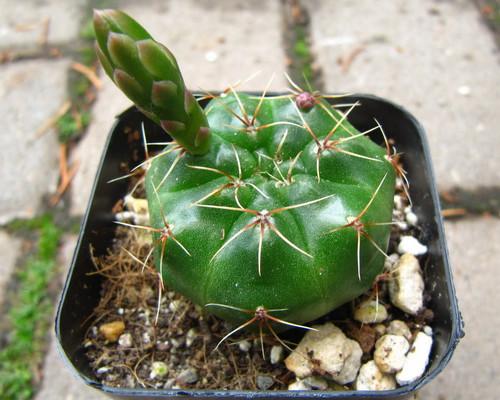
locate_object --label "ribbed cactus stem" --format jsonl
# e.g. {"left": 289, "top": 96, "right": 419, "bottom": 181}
{"left": 93, "top": 9, "right": 211, "bottom": 155}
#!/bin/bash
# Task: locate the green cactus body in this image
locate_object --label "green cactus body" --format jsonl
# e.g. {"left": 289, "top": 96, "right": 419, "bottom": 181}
{"left": 94, "top": 9, "right": 396, "bottom": 332}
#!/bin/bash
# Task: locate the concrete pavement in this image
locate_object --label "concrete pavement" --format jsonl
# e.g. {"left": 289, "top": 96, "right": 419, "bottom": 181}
{"left": 0, "top": 1, "right": 498, "bottom": 399}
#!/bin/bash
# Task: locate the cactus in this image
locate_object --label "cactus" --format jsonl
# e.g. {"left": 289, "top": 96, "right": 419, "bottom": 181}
{"left": 94, "top": 9, "right": 396, "bottom": 334}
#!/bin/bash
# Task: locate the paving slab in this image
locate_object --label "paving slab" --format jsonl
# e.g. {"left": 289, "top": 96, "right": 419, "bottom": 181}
{"left": 418, "top": 217, "right": 499, "bottom": 400}
{"left": 0, "top": 58, "right": 70, "bottom": 225}
{"left": 0, "top": 0, "right": 88, "bottom": 56}
{"left": 306, "top": 0, "right": 500, "bottom": 191}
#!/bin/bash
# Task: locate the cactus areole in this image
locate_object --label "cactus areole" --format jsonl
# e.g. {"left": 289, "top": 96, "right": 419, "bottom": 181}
{"left": 94, "top": 9, "right": 397, "bottom": 333}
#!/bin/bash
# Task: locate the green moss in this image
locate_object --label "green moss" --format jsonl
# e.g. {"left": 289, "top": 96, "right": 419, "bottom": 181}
{"left": 0, "top": 215, "right": 62, "bottom": 400}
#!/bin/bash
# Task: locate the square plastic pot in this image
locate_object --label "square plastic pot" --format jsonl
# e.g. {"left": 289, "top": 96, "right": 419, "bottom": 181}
{"left": 56, "top": 94, "right": 463, "bottom": 399}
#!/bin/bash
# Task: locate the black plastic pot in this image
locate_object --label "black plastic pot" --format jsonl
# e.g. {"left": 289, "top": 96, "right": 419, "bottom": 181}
{"left": 56, "top": 94, "right": 463, "bottom": 399}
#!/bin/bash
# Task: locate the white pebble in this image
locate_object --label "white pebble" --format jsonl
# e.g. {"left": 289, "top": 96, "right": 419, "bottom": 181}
{"left": 423, "top": 325, "right": 433, "bottom": 336}
{"left": 177, "top": 368, "right": 199, "bottom": 384}
{"left": 388, "top": 254, "right": 425, "bottom": 315}
{"left": 270, "top": 345, "right": 284, "bottom": 365}
{"left": 284, "top": 323, "right": 361, "bottom": 384}
{"left": 373, "top": 324, "right": 387, "bottom": 337}
{"left": 398, "top": 236, "right": 427, "bottom": 255}
{"left": 238, "top": 340, "right": 252, "bottom": 352}
{"left": 118, "top": 332, "right": 133, "bottom": 348}
{"left": 124, "top": 195, "right": 149, "bottom": 215}
{"left": 396, "top": 221, "right": 409, "bottom": 230}
{"left": 185, "top": 328, "right": 198, "bottom": 348}
{"left": 405, "top": 211, "right": 418, "bottom": 226}
{"left": 384, "top": 253, "right": 400, "bottom": 271}
{"left": 97, "top": 366, "right": 112, "bottom": 374}
{"left": 354, "top": 299, "right": 388, "bottom": 324}
{"left": 356, "top": 360, "right": 396, "bottom": 391}
{"left": 142, "top": 331, "right": 152, "bottom": 344}
{"left": 387, "top": 320, "right": 412, "bottom": 340}
{"left": 330, "top": 336, "right": 363, "bottom": 385}
{"left": 169, "top": 299, "right": 184, "bottom": 312}
{"left": 393, "top": 195, "right": 404, "bottom": 210}
{"left": 374, "top": 334, "right": 410, "bottom": 373}
{"left": 396, "top": 331, "right": 433, "bottom": 385}
{"left": 288, "top": 380, "right": 311, "bottom": 390}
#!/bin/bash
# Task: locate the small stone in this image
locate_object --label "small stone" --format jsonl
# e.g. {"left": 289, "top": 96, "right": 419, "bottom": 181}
{"left": 96, "top": 366, "right": 112, "bottom": 374}
{"left": 118, "top": 332, "right": 133, "bottom": 348}
{"left": 303, "top": 376, "right": 328, "bottom": 389}
{"left": 284, "top": 323, "right": 361, "bottom": 384}
{"left": 99, "top": 321, "right": 125, "bottom": 343}
{"left": 185, "top": 328, "right": 198, "bottom": 347}
{"left": 393, "top": 194, "right": 404, "bottom": 210}
{"left": 150, "top": 361, "right": 168, "bottom": 379}
{"left": 356, "top": 360, "right": 396, "bottom": 391}
{"left": 373, "top": 324, "right": 387, "bottom": 337}
{"left": 163, "top": 378, "right": 176, "bottom": 389}
{"left": 387, "top": 320, "right": 412, "bottom": 340}
{"left": 397, "top": 221, "right": 409, "bottom": 230}
{"left": 270, "top": 345, "right": 284, "bottom": 365}
{"left": 398, "top": 236, "right": 427, "bottom": 255}
{"left": 405, "top": 211, "right": 418, "bottom": 226}
{"left": 156, "top": 341, "right": 169, "bottom": 351}
{"left": 373, "top": 334, "right": 410, "bottom": 373}
{"left": 256, "top": 374, "right": 274, "bottom": 390}
{"left": 177, "top": 368, "right": 199, "bottom": 385}
{"left": 388, "top": 254, "right": 425, "bottom": 315}
{"left": 330, "top": 337, "right": 363, "bottom": 385}
{"left": 288, "top": 380, "right": 311, "bottom": 390}
{"left": 142, "top": 331, "right": 152, "bottom": 344}
{"left": 396, "top": 331, "right": 433, "bottom": 385}
{"left": 169, "top": 299, "right": 184, "bottom": 312}
{"left": 384, "top": 253, "right": 400, "bottom": 271}
{"left": 353, "top": 299, "right": 388, "bottom": 324}
{"left": 238, "top": 340, "right": 252, "bottom": 352}
{"left": 122, "top": 195, "right": 149, "bottom": 225}
{"left": 423, "top": 325, "right": 433, "bottom": 336}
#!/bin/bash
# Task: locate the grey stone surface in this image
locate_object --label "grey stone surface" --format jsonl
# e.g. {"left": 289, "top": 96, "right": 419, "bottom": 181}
{"left": 306, "top": 0, "right": 500, "bottom": 191}
{"left": 0, "top": 58, "right": 69, "bottom": 224}
{"left": 418, "top": 217, "right": 499, "bottom": 400}
{"left": 0, "top": 0, "right": 87, "bottom": 55}
{"left": 114, "top": 0, "right": 288, "bottom": 91}
{"left": 69, "top": 72, "right": 131, "bottom": 216}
